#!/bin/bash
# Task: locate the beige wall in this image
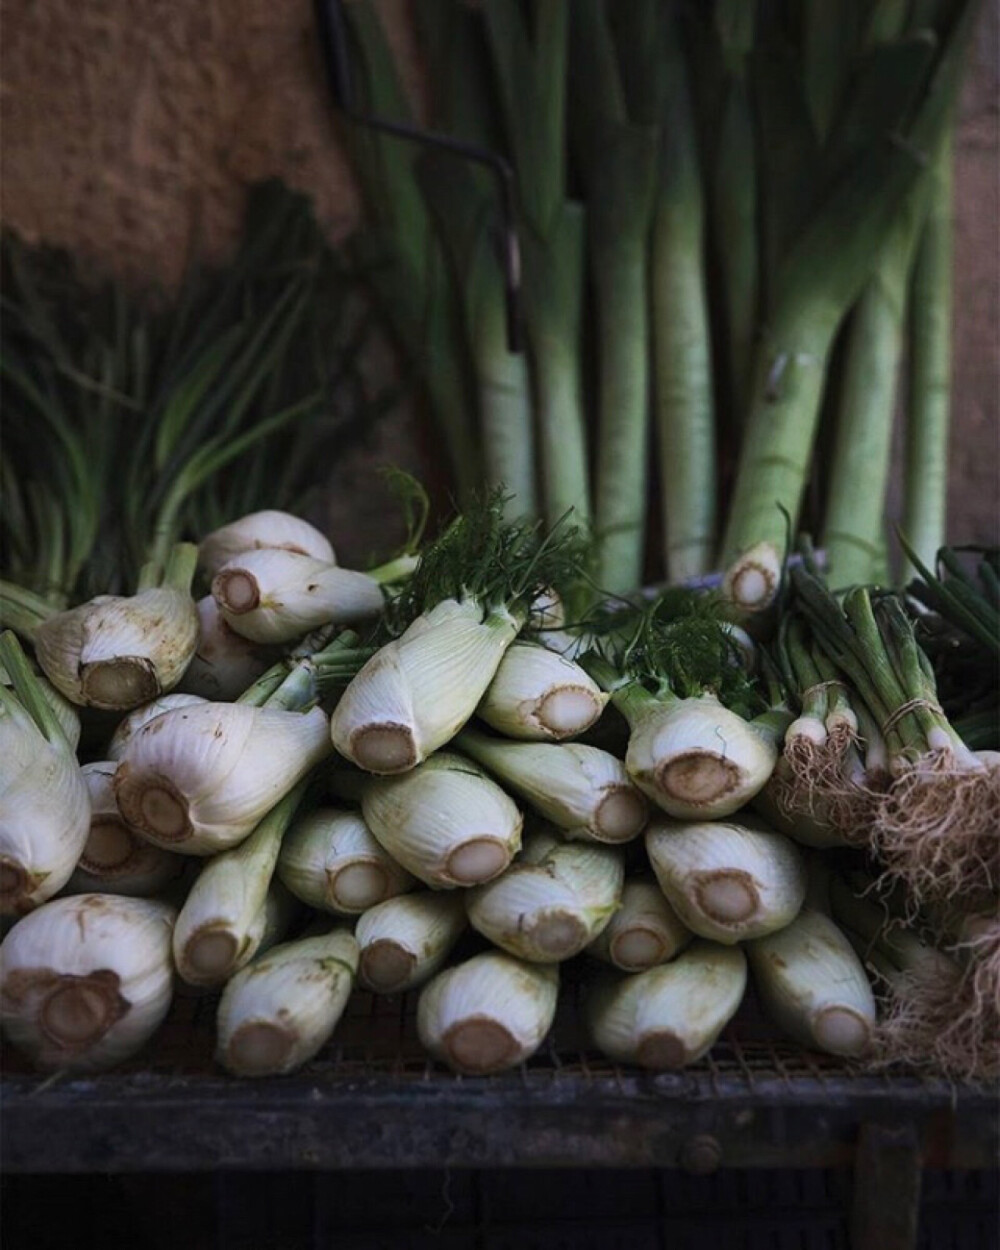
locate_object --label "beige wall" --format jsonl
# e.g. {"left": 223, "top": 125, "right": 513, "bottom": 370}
{"left": 2, "top": 1, "right": 996, "bottom": 554}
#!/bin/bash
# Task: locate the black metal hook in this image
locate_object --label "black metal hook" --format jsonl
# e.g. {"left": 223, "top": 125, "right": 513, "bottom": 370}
{"left": 314, "top": 0, "right": 523, "bottom": 352}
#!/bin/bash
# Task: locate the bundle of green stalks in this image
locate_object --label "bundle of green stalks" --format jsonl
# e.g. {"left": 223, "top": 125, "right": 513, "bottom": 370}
{"left": 787, "top": 562, "right": 1000, "bottom": 911}
{"left": 903, "top": 542, "right": 1000, "bottom": 746}
{"left": 765, "top": 614, "right": 888, "bottom": 845}
{"left": 334, "top": 0, "right": 979, "bottom": 603}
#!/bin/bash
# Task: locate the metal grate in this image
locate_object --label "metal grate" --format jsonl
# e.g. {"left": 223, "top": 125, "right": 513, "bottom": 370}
{"left": 2, "top": 967, "right": 987, "bottom": 1098}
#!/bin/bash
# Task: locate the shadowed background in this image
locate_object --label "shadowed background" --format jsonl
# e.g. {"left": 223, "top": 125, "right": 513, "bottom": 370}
{"left": 2, "top": 0, "right": 996, "bottom": 561}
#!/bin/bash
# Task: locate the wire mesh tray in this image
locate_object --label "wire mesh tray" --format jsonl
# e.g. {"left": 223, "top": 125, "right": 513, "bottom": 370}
{"left": 4, "top": 973, "right": 997, "bottom": 1174}
{"left": 0, "top": 963, "right": 962, "bottom": 1086}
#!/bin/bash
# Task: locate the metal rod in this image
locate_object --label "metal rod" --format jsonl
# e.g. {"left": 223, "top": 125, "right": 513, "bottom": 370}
{"left": 314, "top": 0, "right": 523, "bottom": 352}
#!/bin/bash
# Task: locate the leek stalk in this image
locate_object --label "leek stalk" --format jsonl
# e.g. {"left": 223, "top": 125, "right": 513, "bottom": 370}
{"left": 569, "top": 0, "right": 658, "bottom": 590}
{"left": 903, "top": 132, "right": 954, "bottom": 574}
{"left": 653, "top": 11, "right": 716, "bottom": 581}
{"left": 483, "top": 0, "right": 591, "bottom": 529}
{"left": 721, "top": 8, "right": 979, "bottom": 564}
{"left": 822, "top": 169, "right": 933, "bottom": 587}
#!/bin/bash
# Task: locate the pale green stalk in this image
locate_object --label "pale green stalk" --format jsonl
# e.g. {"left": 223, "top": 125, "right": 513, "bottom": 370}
{"left": 903, "top": 131, "right": 954, "bottom": 575}
{"left": 823, "top": 185, "right": 930, "bottom": 587}
{"left": 653, "top": 14, "right": 716, "bottom": 581}
{"left": 522, "top": 215, "right": 590, "bottom": 529}
{"left": 0, "top": 581, "right": 53, "bottom": 642}
{"left": 569, "top": 0, "right": 658, "bottom": 590}
{"left": 417, "top": 158, "right": 536, "bottom": 519}
{"left": 484, "top": 1, "right": 591, "bottom": 529}
{"left": 713, "top": 74, "right": 758, "bottom": 426}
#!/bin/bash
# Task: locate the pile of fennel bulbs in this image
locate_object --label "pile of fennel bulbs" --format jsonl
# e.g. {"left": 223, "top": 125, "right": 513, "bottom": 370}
{"left": 0, "top": 505, "right": 993, "bottom": 1083}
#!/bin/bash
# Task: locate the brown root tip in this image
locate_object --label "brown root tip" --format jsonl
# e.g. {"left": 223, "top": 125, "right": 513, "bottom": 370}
{"left": 695, "top": 871, "right": 760, "bottom": 924}
{"left": 611, "top": 927, "right": 667, "bottom": 971}
{"left": 213, "top": 569, "right": 260, "bottom": 615}
{"left": 81, "top": 658, "right": 160, "bottom": 710}
{"left": 657, "top": 752, "right": 740, "bottom": 807}
{"left": 227, "top": 1021, "right": 296, "bottom": 1076}
{"left": 813, "top": 1006, "right": 872, "bottom": 1057}
{"left": 330, "top": 860, "right": 389, "bottom": 912}
{"left": 727, "top": 559, "right": 778, "bottom": 611}
{"left": 636, "top": 1030, "right": 688, "bottom": 1070}
{"left": 442, "top": 1017, "right": 519, "bottom": 1074}
{"left": 0, "top": 856, "right": 30, "bottom": 905}
{"left": 133, "top": 780, "right": 192, "bottom": 843}
{"left": 445, "top": 837, "right": 511, "bottom": 885}
{"left": 360, "top": 940, "right": 417, "bottom": 993}
{"left": 536, "top": 687, "right": 602, "bottom": 737}
{"left": 39, "top": 973, "right": 127, "bottom": 1048}
{"left": 185, "top": 928, "right": 240, "bottom": 981}
{"left": 594, "top": 788, "right": 648, "bottom": 842}
{"left": 526, "top": 912, "right": 589, "bottom": 960}
{"left": 350, "top": 724, "right": 418, "bottom": 774}
{"left": 80, "top": 819, "right": 139, "bottom": 873}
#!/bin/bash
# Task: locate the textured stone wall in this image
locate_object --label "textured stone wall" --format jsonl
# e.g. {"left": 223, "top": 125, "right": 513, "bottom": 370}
{"left": 2, "top": 0, "right": 996, "bottom": 557}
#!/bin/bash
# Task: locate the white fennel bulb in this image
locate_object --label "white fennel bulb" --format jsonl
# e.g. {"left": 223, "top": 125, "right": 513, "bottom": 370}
{"left": 477, "top": 642, "right": 608, "bottom": 741}
{"left": 622, "top": 691, "right": 777, "bottom": 819}
{"left": 361, "top": 752, "right": 523, "bottom": 888}
{"left": 417, "top": 951, "right": 558, "bottom": 1074}
{"left": 467, "top": 828, "right": 624, "bottom": 962}
{"left": 65, "top": 762, "right": 183, "bottom": 898}
{"left": 457, "top": 730, "right": 648, "bottom": 845}
{"left": 356, "top": 891, "right": 467, "bottom": 993}
{"left": 216, "top": 927, "right": 358, "bottom": 1077}
{"left": 0, "top": 893, "right": 176, "bottom": 1071}
{"left": 646, "top": 816, "right": 807, "bottom": 944}
{"left": 212, "top": 549, "right": 385, "bottom": 645}
{"left": 113, "top": 701, "right": 331, "bottom": 855}
{"left": 277, "top": 806, "right": 416, "bottom": 915}
{"left": 0, "top": 638, "right": 90, "bottom": 915}
{"left": 106, "top": 693, "right": 209, "bottom": 761}
{"left": 172, "top": 783, "right": 307, "bottom": 986}
{"left": 199, "top": 510, "right": 335, "bottom": 578}
{"left": 176, "top": 596, "right": 276, "bottom": 701}
{"left": 586, "top": 942, "right": 747, "bottom": 1068}
{"left": 331, "top": 599, "right": 520, "bottom": 774}
{"left": 748, "top": 908, "right": 876, "bottom": 1057}
{"left": 585, "top": 876, "right": 692, "bottom": 972}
